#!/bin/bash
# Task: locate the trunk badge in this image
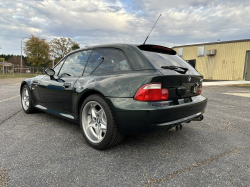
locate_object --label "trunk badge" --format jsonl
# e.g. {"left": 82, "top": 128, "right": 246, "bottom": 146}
{"left": 188, "top": 76, "right": 191, "bottom": 82}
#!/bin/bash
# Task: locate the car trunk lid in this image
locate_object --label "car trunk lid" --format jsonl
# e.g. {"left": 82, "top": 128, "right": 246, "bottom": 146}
{"left": 140, "top": 47, "right": 203, "bottom": 100}
{"left": 161, "top": 74, "right": 203, "bottom": 100}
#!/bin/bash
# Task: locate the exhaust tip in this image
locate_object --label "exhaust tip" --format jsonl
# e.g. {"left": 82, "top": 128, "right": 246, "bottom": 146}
{"left": 179, "top": 124, "right": 182, "bottom": 130}
{"left": 168, "top": 125, "right": 178, "bottom": 131}
{"left": 168, "top": 124, "right": 183, "bottom": 132}
{"left": 192, "top": 115, "right": 204, "bottom": 121}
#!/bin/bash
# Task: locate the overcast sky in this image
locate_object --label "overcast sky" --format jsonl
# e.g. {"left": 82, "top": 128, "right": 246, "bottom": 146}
{"left": 0, "top": 0, "right": 250, "bottom": 55}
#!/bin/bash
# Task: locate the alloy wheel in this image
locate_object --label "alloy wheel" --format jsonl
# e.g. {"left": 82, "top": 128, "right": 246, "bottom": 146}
{"left": 82, "top": 101, "right": 107, "bottom": 143}
{"left": 22, "top": 87, "right": 29, "bottom": 110}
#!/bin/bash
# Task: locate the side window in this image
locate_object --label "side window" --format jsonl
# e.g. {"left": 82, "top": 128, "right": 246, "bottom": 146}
{"left": 58, "top": 50, "right": 92, "bottom": 77}
{"left": 53, "top": 58, "right": 65, "bottom": 76}
{"left": 83, "top": 49, "right": 104, "bottom": 76}
{"left": 84, "top": 48, "right": 132, "bottom": 75}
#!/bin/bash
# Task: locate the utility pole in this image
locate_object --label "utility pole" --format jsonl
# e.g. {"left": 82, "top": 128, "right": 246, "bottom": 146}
{"left": 20, "top": 37, "right": 28, "bottom": 76}
{"left": 2, "top": 61, "right": 4, "bottom": 77}
{"left": 53, "top": 55, "right": 55, "bottom": 67}
{"left": 0, "top": 45, "right": 2, "bottom": 77}
{"left": 50, "top": 52, "right": 55, "bottom": 68}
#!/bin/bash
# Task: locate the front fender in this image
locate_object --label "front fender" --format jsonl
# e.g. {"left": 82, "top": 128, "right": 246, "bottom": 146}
{"left": 20, "top": 78, "right": 32, "bottom": 94}
{"left": 20, "top": 75, "right": 45, "bottom": 103}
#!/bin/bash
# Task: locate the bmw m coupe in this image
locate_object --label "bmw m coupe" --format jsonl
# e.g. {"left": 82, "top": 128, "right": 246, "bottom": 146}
{"left": 20, "top": 44, "right": 207, "bottom": 150}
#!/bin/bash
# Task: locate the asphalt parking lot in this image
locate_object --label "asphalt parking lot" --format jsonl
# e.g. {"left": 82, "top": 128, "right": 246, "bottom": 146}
{"left": 0, "top": 78, "right": 250, "bottom": 187}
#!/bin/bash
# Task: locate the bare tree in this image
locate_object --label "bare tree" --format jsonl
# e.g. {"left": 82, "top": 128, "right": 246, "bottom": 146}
{"left": 50, "top": 37, "right": 79, "bottom": 59}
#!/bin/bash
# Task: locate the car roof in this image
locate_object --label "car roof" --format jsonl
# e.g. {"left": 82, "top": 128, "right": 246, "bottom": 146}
{"left": 70, "top": 43, "right": 136, "bottom": 53}
{"left": 66, "top": 43, "right": 155, "bottom": 70}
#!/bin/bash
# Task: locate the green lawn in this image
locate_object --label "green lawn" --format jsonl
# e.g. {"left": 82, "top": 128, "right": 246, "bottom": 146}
{"left": 0, "top": 73, "right": 43, "bottom": 79}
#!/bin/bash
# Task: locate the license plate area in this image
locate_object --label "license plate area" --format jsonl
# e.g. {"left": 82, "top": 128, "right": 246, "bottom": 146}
{"left": 178, "top": 98, "right": 192, "bottom": 104}
{"left": 191, "top": 86, "right": 199, "bottom": 94}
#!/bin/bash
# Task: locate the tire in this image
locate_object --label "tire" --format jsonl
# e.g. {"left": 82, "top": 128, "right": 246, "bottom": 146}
{"left": 21, "top": 84, "right": 37, "bottom": 114}
{"left": 80, "top": 94, "right": 124, "bottom": 150}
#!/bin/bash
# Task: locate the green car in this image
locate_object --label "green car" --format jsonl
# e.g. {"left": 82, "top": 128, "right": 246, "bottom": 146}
{"left": 20, "top": 44, "right": 207, "bottom": 150}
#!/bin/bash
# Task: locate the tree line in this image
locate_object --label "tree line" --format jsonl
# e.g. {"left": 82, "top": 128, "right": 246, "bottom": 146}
{"left": 0, "top": 54, "right": 14, "bottom": 62}
{"left": 0, "top": 54, "right": 28, "bottom": 64}
{"left": 24, "top": 35, "right": 80, "bottom": 67}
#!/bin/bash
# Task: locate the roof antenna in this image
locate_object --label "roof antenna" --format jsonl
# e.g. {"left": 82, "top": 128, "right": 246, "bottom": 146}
{"left": 143, "top": 14, "right": 161, "bottom": 45}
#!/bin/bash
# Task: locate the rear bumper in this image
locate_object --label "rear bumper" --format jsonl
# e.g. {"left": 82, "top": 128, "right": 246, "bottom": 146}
{"left": 106, "top": 95, "right": 207, "bottom": 134}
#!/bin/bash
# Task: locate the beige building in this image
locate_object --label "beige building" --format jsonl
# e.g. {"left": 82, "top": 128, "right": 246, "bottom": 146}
{"left": 172, "top": 39, "right": 250, "bottom": 81}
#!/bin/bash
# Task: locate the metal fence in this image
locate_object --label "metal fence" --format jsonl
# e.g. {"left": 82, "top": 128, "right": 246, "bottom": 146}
{"left": 1, "top": 62, "right": 46, "bottom": 77}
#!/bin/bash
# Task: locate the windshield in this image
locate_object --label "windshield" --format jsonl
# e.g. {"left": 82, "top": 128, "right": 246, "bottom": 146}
{"left": 143, "top": 51, "right": 197, "bottom": 71}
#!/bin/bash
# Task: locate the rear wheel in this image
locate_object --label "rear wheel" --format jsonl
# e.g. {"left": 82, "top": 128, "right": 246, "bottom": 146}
{"left": 21, "top": 85, "right": 37, "bottom": 114}
{"left": 80, "top": 94, "right": 124, "bottom": 150}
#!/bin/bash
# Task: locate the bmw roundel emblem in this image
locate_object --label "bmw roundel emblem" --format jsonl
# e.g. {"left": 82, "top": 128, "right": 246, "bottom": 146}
{"left": 188, "top": 76, "right": 191, "bottom": 82}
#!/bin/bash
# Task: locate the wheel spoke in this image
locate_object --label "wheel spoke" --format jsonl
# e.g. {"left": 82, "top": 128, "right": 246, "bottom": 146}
{"left": 91, "top": 105, "right": 97, "bottom": 118}
{"left": 101, "top": 112, "right": 107, "bottom": 125}
{"left": 97, "top": 108, "right": 104, "bottom": 118}
{"left": 97, "top": 108, "right": 107, "bottom": 125}
{"left": 89, "top": 126, "right": 98, "bottom": 139}
{"left": 25, "top": 90, "right": 29, "bottom": 97}
{"left": 90, "top": 120, "right": 96, "bottom": 126}
{"left": 87, "top": 120, "right": 96, "bottom": 129}
{"left": 98, "top": 127, "right": 103, "bottom": 140}
{"left": 100, "top": 123, "right": 106, "bottom": 130}
{"left": 95, "top": 126, "right": 100, "bottom": 140}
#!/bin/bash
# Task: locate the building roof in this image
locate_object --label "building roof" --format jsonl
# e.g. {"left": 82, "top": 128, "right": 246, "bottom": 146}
{"left": 0, "top": 62, "right": 12, "bottom": 66}
{"left": 6, "top": 56, "right": 25, "bottom": 65}
{"left": 172, "top": 39, "right": 250, "bottom": 48}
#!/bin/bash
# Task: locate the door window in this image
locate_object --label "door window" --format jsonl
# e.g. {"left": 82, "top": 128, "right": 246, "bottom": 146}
{"left": 53, "top": 58, "right": 65, "bottom": 76}
{"left": 58, "top": 50, "right": 92, "bottom": 77}
{"left": 84, "top": 48, "right": 132, "bottom": 75}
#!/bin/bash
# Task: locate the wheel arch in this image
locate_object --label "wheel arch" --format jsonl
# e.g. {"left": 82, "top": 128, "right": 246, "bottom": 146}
{"left": 20, "top": 81, "right": 29, "bottom": 95}
{"left": 76, "top": 89, "right": 106, "bottom": 117}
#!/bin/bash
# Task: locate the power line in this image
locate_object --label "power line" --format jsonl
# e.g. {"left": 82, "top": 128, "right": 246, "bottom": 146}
{"left": 0, "top": 34, "right": 27, "bottom": 38}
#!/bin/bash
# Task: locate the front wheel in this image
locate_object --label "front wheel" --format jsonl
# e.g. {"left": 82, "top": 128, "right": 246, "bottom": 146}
{"left": 80, "top": 94, "right": 124, "bottom": 150}
{"left": 21, "top": 85, "right": 37, "bottom": 114}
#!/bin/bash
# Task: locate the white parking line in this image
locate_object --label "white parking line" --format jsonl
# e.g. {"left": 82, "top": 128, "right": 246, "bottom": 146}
{"left": 223, "top": 93, "right": 250, "bottom": 98}
{"left": 0, "top": 95, "right": 20, "bottom": 103}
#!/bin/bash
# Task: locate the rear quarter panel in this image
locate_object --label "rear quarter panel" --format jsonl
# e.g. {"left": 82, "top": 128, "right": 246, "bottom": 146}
{"left": 72, "top": 70, "right": 163, "bottom": 118}
{"left": 75, "top": 70, "right": 163, "bottom": 98}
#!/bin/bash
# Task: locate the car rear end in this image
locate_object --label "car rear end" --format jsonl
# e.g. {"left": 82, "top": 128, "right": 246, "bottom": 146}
{"left": 107, "top": 44, "right": 207, "bottom": 134}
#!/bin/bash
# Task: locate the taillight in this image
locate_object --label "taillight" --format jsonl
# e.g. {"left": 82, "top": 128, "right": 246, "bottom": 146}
{"left": 134, "top": 83, "right": 169, "bottom": 101}
{"left": 198, "top": 84, "right": 202, "bottom": 95}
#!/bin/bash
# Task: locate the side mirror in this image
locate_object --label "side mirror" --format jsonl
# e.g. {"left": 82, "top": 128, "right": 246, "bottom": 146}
{"left": 45, "top": 68, "right": 55, "bottom": 79}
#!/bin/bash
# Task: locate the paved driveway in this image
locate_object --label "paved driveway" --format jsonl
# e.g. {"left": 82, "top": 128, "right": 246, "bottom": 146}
{"left": 0, "top": 78, "right": 250, "bottom": 187}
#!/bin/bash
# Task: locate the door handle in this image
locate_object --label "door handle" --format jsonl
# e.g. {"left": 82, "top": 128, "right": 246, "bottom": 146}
{"left": 63, "top": 83, "right": 71, "bottom": 88}
{"left": 33, "top": 81, "right": 39, "bottom": 85}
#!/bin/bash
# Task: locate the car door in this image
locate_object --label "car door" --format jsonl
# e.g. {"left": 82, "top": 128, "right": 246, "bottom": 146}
{"left": 38, "top": 50, "right": 92, "bottom": 113}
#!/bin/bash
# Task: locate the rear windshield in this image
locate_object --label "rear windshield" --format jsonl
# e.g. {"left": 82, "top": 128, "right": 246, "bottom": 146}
{"left": 143, "top": 51, "right": 197, "bottom": 71}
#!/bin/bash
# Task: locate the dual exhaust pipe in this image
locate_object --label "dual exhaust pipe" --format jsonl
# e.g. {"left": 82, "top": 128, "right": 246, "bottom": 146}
{"left": 168, "top": 115, "right": 204, "bottom": 132}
